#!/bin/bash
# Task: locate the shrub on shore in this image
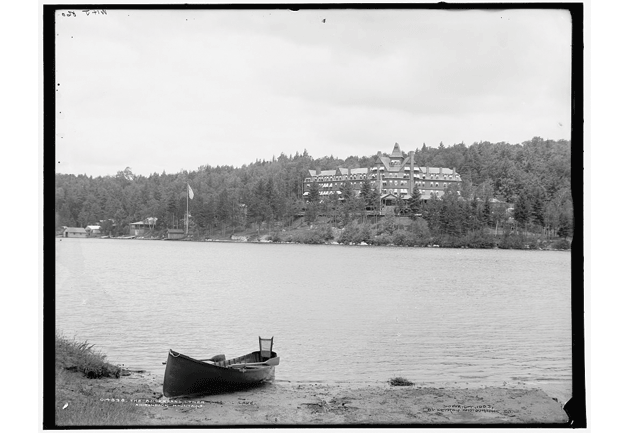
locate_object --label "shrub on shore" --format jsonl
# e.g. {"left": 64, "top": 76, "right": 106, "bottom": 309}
{"left": 338, "top": 222, "right": 373, "bottom": 245}
{"left": 497, "top": 233, "right": 528, "bottom": 249}
{"left": 283, "top": 225, "right": 334, "bottom": 244}
{"left": 372, "top": 233, "right": 393, "bottom": 246}
{"left": 388, "top": 377, "right": 414, "bottom": 386}
{"left": 551, "top": 238, "right": 571, "bottom": 250}
{"left": 392, "top": 230, "right": 418, "bottom": 246}
{"left": 462, "top": 231, "right": 496, "bottom": 249}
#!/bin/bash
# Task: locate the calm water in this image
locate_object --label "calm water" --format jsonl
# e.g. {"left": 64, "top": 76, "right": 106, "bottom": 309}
{"left": 55, "top": 238, "right": 572, "bottom": 400}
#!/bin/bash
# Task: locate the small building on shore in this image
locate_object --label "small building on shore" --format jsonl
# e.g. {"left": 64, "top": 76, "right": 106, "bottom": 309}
{"left": 167, "top": 229, "right": 185, "bottom": 240}
{"left": 62, "top": 227, "right": 87, "bottom": 238}
{"left": 130, "top": 221, "right": 148, "bottom": 236}
{"left": 85, "top": 225, "right": 101, "bottom": 237}
{"left": 129, "top": 217, "right": 158, "bottom": 236}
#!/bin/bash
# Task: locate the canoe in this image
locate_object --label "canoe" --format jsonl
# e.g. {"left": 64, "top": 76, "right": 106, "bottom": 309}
{"left": 163, "top": 337, "right": 279, "bottom": 398}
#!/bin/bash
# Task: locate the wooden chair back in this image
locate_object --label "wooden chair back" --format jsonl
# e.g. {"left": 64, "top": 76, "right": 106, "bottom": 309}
{"left": 259, "top": 336, "right": 273, "bottom": 360}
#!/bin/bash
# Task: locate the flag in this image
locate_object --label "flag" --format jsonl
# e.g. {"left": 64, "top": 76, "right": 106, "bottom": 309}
{"left": 187, "top": 184, "right": 194, "bottom": 200}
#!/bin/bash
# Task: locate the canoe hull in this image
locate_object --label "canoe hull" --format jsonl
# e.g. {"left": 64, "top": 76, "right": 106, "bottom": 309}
{"left": 163, "top": 349, "right": 278, "bottom": 398}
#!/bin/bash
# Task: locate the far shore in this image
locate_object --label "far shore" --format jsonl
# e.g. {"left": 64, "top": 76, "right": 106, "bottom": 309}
{"left": 59, "top": 235, "right": 571, "bottom": 252}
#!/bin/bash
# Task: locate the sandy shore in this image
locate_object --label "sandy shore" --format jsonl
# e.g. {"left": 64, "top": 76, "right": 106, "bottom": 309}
{"left": 85, "top": 370, "right": 570, "bottom": 426}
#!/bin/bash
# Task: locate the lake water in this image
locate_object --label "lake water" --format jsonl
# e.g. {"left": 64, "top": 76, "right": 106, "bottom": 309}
{"left": 55, "top": 238, "right": 573, "bottom": 401}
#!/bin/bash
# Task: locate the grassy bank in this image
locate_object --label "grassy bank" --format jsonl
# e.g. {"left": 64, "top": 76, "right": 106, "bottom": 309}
{"left": 54, "top": 333, "right": 150, "bottom": 426}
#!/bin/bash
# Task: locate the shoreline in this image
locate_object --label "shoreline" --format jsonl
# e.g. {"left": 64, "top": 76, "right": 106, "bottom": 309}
{"left": 59, "top": 235, "right": 571, "bottom": 252}
{"left": 57, "top": 369, "right": 570, "bottom": 426}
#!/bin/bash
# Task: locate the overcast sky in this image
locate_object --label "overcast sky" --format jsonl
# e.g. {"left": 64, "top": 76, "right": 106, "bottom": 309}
{"left": 54, "top": 7, "right": 572, "bottom": 177}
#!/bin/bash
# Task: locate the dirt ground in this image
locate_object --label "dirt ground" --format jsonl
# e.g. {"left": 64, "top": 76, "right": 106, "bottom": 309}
{"left": 88, "top": 370, "right": 570, "bottom": 426}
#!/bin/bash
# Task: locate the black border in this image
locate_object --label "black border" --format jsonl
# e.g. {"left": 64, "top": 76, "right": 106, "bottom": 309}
{"left": 44, "top": 3, "right": 585, "bottom": 429}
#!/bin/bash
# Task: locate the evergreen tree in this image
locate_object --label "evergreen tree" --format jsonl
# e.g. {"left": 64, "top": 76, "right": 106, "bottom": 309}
{"left": 514, "top": 193, "right": 532, "bottom": 229}
{"left": 482, "top": 196, "right": 492, "bottom": 226}
{"left": 249, "top": 179, "right": 271, "bottom": 233}
{"left": 530, "top": 187, "right": 546, "bottom": 228}
{"left": 324, "top": 189, "right": 340, "bottom": 225}
{"left": 409, "top": 184, "right": 422, "bottom": 216}
{"left": 359, "top": 178, "right": 372, "bottom": 202}
{"left": 216, "top": 189, "right": 230, "bottom": 235}
{"left": 305, "top": 202, "right": 318, "bottom": 225}
{"left": 339, "top": 180, "right": 356, "bottom": 225}
{"left": 423, "top": 195, "right": 442, "bottom": 235}
{"left": 306, "top": 181, "right": 320, "bottom": 203}
{"left": 557, "top": 212, "right": 573, "bottom": 239}
{"left": 358, "top": 177, "right": 375, "bottom": 222}
{"left": 369, "top": 187, "right": 381, "bottom": 214}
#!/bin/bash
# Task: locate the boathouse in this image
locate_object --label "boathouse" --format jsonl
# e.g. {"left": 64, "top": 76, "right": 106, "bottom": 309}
{"left": 85, "top": 225, "right": 101, "bottom": 237}
{"left": 129, "top": 217, "right": 158, "bottom": 236}
{"left": 167, "top": 229, "right": 185, "bottom": 240}
{"left": 63, "top": 227, "right": 87, "bottom": 238}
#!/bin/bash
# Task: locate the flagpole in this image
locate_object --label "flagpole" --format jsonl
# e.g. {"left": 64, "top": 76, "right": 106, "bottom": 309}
{"left": 186, "top": 183, "right": 189, "bottom": 236}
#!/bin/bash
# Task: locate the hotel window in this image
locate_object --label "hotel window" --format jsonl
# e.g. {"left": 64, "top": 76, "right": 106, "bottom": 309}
{"left": 444, "top": 183, "right": 447, "bottom": 188}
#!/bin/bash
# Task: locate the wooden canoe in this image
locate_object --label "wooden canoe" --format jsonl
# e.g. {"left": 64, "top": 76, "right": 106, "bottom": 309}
{"left": 163, "top": 338, "right": 279, "bottom": 398}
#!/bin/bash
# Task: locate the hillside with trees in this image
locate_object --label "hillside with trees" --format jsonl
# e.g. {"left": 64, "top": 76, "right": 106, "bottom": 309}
{"left": 55, "top": 137, "right": 574, "bottom": 249}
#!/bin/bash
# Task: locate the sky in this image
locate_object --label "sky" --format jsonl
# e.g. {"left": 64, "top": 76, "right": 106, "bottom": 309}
{"left": 54, "top": 7, "right": 573, "bottom": 177}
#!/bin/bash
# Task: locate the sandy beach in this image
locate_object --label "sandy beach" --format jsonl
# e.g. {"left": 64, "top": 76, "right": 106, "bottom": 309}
{"left": 81, "top": 370, "right": 569, "bottom": 426}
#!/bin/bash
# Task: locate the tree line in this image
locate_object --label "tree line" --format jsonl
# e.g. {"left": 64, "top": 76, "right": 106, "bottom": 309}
{"left": 55, "top": 137, "right": 573, "bottom": 241}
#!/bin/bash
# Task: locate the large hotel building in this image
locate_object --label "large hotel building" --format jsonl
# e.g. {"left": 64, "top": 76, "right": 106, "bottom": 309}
{"left": 303, "top": 143, "right": 462, "bottom": 207}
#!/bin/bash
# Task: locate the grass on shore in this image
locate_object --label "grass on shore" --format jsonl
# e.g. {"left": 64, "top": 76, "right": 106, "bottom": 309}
{"left": 56, "top": 333, "right": 121, "bottom": 378}
{"left": 55, "top": 333, "right": 147, "bottom": 426}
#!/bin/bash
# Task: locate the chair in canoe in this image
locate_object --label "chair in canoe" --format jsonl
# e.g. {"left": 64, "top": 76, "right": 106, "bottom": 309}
{"left": 163, "top": 337, "right": 279, "bottom": 398}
